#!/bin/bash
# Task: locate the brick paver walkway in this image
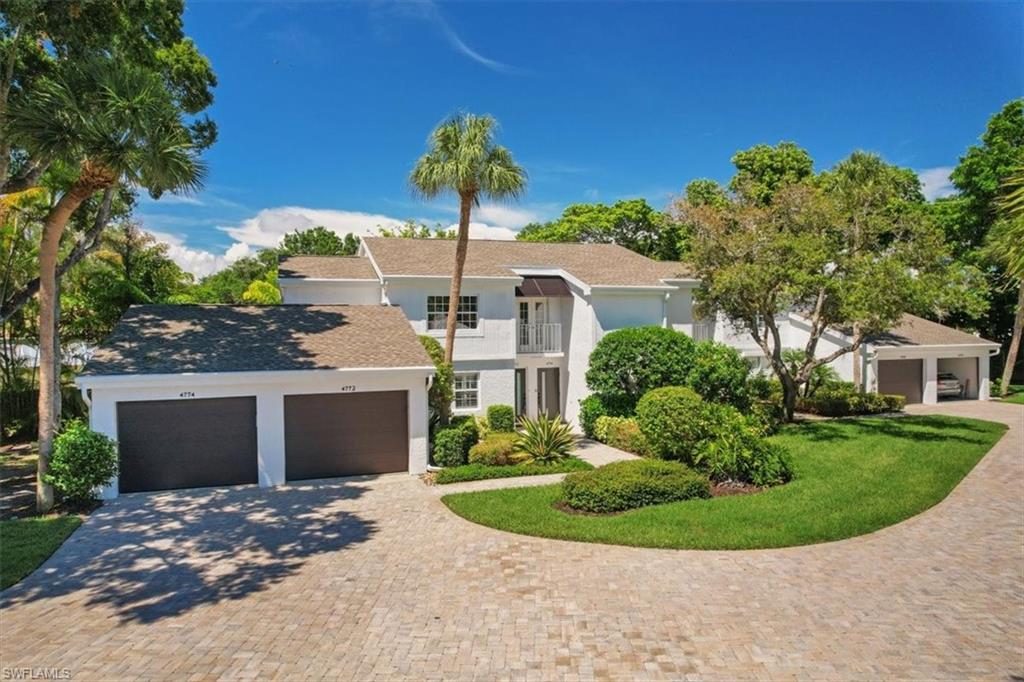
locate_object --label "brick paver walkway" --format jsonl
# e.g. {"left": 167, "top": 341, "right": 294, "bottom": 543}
{"left": 1, "top": 401, "right": 1021, "bottom": 680}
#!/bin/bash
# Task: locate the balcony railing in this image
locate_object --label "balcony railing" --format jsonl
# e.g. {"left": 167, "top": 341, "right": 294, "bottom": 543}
{"left": 518, "top": 323, "right": 562, "bottom": 353}
{"left": 692, "top": 321, "right": 714, "bottom": 342}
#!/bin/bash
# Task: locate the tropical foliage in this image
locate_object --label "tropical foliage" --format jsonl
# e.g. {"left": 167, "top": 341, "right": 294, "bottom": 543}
{"left": 515, "top": 414, "right": 576, "bottom": 463}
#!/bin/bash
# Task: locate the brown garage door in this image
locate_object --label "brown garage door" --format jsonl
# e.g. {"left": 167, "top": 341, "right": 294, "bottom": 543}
{"left": 878, "top": 359, "right": 923, "bottom": 404}
{"left": 117, "top": 397, "right": 258, "bottom": 493}
{"left": 284, "top": 391, "right": 408, "bottom": 481}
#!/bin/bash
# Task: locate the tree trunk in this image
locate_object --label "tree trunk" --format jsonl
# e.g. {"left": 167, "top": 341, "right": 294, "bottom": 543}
{"left": 781, "top": 374, "right": 798, "bottom": 422}
{"left": 999, "top": 281, "right": 1024, "bottom": 397}
{"left": 443, "top": 194, "right": 473, "bottom": 364}
{"left": 35, "top": 178, "right": 102, "bottom": 512}
{"left": 851, "top": 322, "right": 862, "bottom": 391}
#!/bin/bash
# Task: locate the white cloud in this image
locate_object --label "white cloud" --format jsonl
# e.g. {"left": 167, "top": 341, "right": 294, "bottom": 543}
{"left": 448, "top": 222, "right": 518, "bottom": 240}
{"left": 149, "top": 230, "right": 249, "bottom": 278}
{"left": 220, "top": 206, "right": 408, "bottom": 248}
{"left": 473, "top": 204, "right": 539, "bottom": 228}
{"left": 919, "top": 167, "right": 957, "bottom": 201}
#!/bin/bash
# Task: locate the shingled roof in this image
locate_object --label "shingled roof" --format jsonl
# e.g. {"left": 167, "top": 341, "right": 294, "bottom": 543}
{"left": 82, "top": 305, "right": 433, "bottom": 376}
{"left": 868, "top": 314, "right": 998, "bottom": 347}
{"left": 361, "top": 237, "right": 690, "bottom": 287}
{"left": 278, "top": 256, "right": 378, "bottom": 280}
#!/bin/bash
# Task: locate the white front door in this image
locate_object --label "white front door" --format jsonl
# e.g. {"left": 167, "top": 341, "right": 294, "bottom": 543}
{"left": 519, "top": 300, "right": 548, "bottom": 349}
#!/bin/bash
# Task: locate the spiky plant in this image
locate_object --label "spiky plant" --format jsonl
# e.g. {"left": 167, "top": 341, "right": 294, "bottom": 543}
{"left": 515, "top": 414, "right": 576, "bottom": 464}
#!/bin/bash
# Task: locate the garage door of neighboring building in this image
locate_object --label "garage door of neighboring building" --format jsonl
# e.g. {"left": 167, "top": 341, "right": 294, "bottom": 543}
{"left": 284, "top": 391, "right": 408, "bottom": 481}
{"left": 117, "top": 397, "right": 258, "bottom": 493}
{"left": 878, "top": 359, "right": 923, "bottom": 404}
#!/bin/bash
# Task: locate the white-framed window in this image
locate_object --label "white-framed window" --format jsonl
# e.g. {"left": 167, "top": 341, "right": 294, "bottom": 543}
{"left": 427, "top": 295, "right": 479, "bottom": 330}
{"left": 453, "top": 372, "right": 480, "bottom": 409}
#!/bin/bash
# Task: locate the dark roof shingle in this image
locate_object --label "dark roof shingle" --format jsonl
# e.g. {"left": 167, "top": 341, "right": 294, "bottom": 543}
{"left": 278, "top": 256, "right": 378, "bottom": 280}
{"left": 82, "top": 305, "right": 432, "bottom": 376}
{"left": 362, "top": 237, "right": 687, "bottom": 287}
{"left": 868, "top": 314, "right": 998, "bottom": 347}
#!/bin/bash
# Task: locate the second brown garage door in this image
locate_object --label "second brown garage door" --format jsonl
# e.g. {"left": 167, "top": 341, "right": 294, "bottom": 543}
{"left": 284, "top": 391, "right": 408, "bottom": 480}
{"left": 878, "top": 359, "right": 923, "bottom": 404}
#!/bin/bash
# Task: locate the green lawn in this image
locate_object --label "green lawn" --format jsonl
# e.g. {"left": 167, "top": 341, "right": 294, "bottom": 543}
{"left": 0, "top": 516, "right": 82, "bottom": 590}
{"left": 434, "top": 457, "right": 592, "bottom": 484}
{"left": 998, "top": 385, "right": 1024, "bottom": 404}
{"left": 442, "top": 415, "right": 1006, "bottom": 550}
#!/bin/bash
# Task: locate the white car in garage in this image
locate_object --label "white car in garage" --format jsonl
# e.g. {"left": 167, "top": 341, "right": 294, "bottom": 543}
{"left": 937, "top": 372, "right": 965, "bottom": 399}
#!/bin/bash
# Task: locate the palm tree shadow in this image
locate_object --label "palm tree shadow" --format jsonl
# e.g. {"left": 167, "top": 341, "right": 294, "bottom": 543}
{"left": 0, "top": 480, "right": 376, "bottom": 624}
{"left": 790, "top": 415, "right": 1000, "bottom": 445}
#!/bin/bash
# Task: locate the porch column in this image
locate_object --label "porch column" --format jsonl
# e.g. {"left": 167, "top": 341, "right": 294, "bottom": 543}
{"left": 922, "top": 357, "right": 938, "bottom": 405}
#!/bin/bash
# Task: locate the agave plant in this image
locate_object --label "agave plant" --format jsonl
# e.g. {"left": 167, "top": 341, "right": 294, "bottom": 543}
{"left": 515, "top": 414, "right": 576, "bottom": 464}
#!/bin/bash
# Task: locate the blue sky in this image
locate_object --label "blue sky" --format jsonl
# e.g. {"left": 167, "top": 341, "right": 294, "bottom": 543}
{"left": 140, "top": 0, "right": 1024, "bottom": 276}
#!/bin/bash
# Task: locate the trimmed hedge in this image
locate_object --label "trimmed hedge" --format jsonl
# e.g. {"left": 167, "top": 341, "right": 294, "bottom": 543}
{"left": 434, "top": 457, "right": 592, "bottom": 485}
{"left": 432, "top": 416, "right": 479, "bottom": 467}
{"left": 469, "top": 433, "right": 518, "bottom": 466}
{"left": 594, "top": 416, "right": 648, "bottom": 456}
{"left": 797, "top": 388, "right": 906, "bottom": 417}
{"left": 45, "top": 419, "right": 119, "bottom": 504}
{"left": 561, "top": 459, "right": 710, "bottom": 513}
{"left": 486, "top": 404, "right": 516, "bottom": 433}
{"left": 634, "top": 387, "right": 708, "bottom": 461}
{"left": 688, "top": 341, "right": 752, "bottom": 409}
{"left": 585, "top": 326, "right": 695, "bottom": 413}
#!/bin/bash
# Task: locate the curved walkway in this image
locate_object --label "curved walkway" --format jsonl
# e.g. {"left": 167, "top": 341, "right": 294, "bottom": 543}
{"left": 1, "top": 402, "right": 1021, "bottom": 680}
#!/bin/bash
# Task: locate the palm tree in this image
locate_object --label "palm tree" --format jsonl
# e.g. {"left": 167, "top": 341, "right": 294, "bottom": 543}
{"left": 410, "top": 114, "right": 526, "bottom": 363}
{"left": 991, "top": 167, "right": 1024, "bottom": 397}
{"left": 4, "top": 58, "right": 205, "bottom": 511}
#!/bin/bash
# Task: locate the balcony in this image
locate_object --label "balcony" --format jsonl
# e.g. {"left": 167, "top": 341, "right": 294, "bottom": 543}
{"left": 692, "top": 321, "right": 714, "bottom": 342}
{"left": 518, "top": 323, "right": 562, "bottom": 353}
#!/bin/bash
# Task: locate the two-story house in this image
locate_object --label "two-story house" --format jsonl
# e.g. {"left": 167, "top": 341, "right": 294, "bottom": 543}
{"left": 77, "top": 236, "right": 998, "bottom": 497}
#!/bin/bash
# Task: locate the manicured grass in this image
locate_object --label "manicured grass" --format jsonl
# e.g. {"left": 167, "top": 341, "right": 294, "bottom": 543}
{"left": 0, "top": 515, "right": 82, "bottom": 590}
{"left": 442, "top": 415, "right": 1006, "bottom": 549}
{"left": 998, "top": 385, "right": 1024, "bottom": 404}
{"left": 434, "top": 457, "right": 592, "bottom": 484}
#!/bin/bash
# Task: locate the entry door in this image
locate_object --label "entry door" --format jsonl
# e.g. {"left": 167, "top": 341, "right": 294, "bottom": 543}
{"left": 537, "top": 367, "right": 561, "bottom": 419}
{"left": 519, "top": 300, "right": 548, "bottom": 347}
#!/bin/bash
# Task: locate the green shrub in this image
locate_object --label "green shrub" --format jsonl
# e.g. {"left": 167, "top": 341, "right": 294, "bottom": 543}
{"left": 797, "top": 387, "right": 906, "bottom": 417}
{"left": 578, "top": 395, "right": 607, "bottom": 439}
{"left": 594, "top": 416, "right": 648, "bottom": 456}
{"left": 561, "top": 459, "right": 710, "bottom": 513}
{"left": 469, "top": 433, "right": 519, "bottom": 466}
{"left": 687, "top": 341, "right": 752, "bottom": 408}
{"left": 432, "top": 416, "right": 479, "bottom": 467}
{"left": 44, "top": 419, "right": 118, "bottom": 504}
{"left": 585, "top": 326, "right": 695, "bottom": 413}
{"left": 636, "top": 388, "right": 791, "bottom": 485}
{"left": 486, "top": 404, "right": 516, "bottom": 433}
{"left": 419, "top": 335, "right": 453, "bottom": 427}
{"left": 635, "top": 387, "right": 709, "bottom": 461}
{"left": 516, "top": 414, "right": 576, "bottom": 463}
{"left": 435, "top": 457, "right": 591, "bottom": 484}
{"left": 748, "top": 398, "right": 785, "bottom": 436}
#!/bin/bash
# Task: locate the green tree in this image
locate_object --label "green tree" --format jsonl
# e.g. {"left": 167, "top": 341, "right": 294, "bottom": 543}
{"left": 419, "top": 335, "right": 453, "bottom": 426}
{"left": 410, "top": 113, "right": 527, "bottom": 363}
{"left": 376, "top": 219, "right": 454, "bottom": 239}
{"left": 4, "top": 58, "right": 206, "bottom": 511}
{"left": 988, "top": 167, "right": 1024, "bottom": 395}
{"left": 517, "top": 199, "right": 683, "bottom": 259}
{"left": 181, "top": 250, "right": 279, "bottom": 304}
{"left": 729, "top": 142, "right": 814, "bottom": 205}
{"left": 678, "top": 154, "right": 968, "bottom": 421}
{"left": 241, "top": 279, "right": 282, "bottom": 305}
{"left": 280, "top": 226, "right": 359, "bottom": 256}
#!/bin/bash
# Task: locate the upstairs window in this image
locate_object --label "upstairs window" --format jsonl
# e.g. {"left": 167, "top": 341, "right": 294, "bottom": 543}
{"left": 427, "top": 295, "right": 478, "bottom": 330}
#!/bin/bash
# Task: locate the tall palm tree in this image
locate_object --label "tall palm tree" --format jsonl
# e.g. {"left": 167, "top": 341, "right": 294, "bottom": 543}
{"left": 4, "top": 58, "right": 205, "bottom": 511}
{"left": 410, "top": 114, "right": 526, "bottom": 363}
{"left": 991, "top": 167, "right": 1024, "bottom": 397}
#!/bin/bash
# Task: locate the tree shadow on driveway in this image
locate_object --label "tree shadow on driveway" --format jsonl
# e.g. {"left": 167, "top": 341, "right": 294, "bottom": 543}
{"left": 0, "top": 479, "right": 376, "bottom": 624}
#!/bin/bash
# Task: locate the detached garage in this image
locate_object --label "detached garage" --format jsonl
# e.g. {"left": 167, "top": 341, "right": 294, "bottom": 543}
{"left": 866, "top": 315, "right": 999, "bottom": 405}
{"left": 76, "top": 304, "right": 434, "bottom": 498}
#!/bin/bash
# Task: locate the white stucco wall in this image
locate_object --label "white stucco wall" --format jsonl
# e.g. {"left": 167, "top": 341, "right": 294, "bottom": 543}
{"left": 665, "top": 287, "right": 696, "bottom": 334}
{"left": 562, "top": 292, "right": 594, "bottom": 428}
{"left": 79, "top": 367, "right": 432, "bottom": 498}
{"left": 384, "top": 279, "right": 517, "bottom": 361}
{"left": 591, "top": 292, "right": 666, "bottom": 337}
{"left": 279, "top": 279, "right": 383, "bottom": 305}
{"left": 450, "top": 359, "right": 515, "bottom": 418}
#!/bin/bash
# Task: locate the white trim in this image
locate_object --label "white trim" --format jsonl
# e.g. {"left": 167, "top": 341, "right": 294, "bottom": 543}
{"left": 77, "top": 365, "right": 435, "bottom": 389}
{"left": 590, "top": 284, "right": 677, "bottom": 293}
{"left": 277, "top": 277, "right": 379, "bottom": 284}
{"left": 382, "top": 274, "right": 523, "bottom": 283}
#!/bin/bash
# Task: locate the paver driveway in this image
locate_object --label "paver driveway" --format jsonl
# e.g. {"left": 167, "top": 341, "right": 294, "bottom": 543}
{"left": 1, "top": 402, "right": 1022, "bottom": 680}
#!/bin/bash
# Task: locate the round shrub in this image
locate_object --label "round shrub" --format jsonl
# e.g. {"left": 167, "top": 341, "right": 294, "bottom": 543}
{"left": 469, "top": 433, "right": 518, "bottom": 466}
{"left": 594, "top": 416, "right": 648, "bottom": 456}
{"left": 635, "top": 386, "right": 709, "bottom": 461}
{"left": 585, "top": 326, "right": 695, "bottom": 413}
{"left": 578, "top": 395, "right": 606, "bottom": 439}
{"left": 432, "top": 417, "right": 479, "bottom": 467}
{"left": 686, "top": 341, "right": 752, "bottom": 409}
{"left": 561, "top": 459, "right": 710, "bottom": 513}
{"left": 44, "top": 419, "right": 118, "bottom": 504}
{"left": 486, "top": 404, "right": 516, "bottom": 433}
